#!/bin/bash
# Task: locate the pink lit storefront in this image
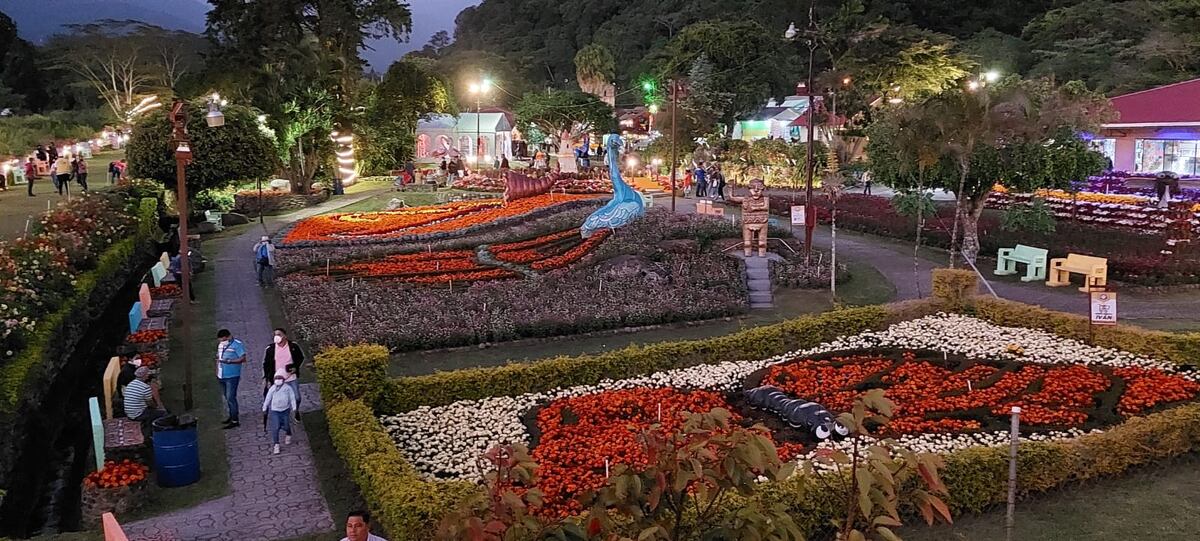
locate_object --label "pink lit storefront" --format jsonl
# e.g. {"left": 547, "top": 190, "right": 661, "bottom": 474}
{"left": 1094, "top": 78, "right": 1200, "bottom": 176}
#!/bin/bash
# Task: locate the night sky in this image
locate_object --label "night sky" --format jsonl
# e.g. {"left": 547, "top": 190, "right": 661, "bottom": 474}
{"left": 0, "top": 0, "right": 481, "bottom": 70}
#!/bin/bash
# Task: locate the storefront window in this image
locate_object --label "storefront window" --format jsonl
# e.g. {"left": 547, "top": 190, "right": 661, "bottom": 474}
{"left": 1136, "top": 139, "right": 1200, "bottom": 175}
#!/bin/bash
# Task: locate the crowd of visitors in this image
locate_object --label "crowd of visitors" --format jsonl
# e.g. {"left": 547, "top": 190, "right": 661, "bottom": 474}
{"left": 6, "top": 139, "right": 125, "bottom": 197}
{"left": 682, "top": 161, "right": 726, "bottom": 200}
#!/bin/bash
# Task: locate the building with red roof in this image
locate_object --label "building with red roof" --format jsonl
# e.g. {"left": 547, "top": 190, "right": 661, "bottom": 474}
{"left": 1097, "top": 78, "right": 1200, "bottom": 174}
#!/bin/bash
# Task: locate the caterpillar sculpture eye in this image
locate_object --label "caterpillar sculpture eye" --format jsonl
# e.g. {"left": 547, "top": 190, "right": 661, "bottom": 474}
{"left": 814, "top": 424, "right": 832, "bottom": 440}
{"left": 832, "top": 421, "right": 850, "bottom": 439}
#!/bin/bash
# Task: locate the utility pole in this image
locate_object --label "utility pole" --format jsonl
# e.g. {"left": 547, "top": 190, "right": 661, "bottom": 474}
{"left": 803, "top": 7, "right": 819, "bottom": 265}
{"left": 170, "top": 99, "right": 195, "bottom": 411}
{"left": 670, "top": 78, "right": 678, "bottom": 214}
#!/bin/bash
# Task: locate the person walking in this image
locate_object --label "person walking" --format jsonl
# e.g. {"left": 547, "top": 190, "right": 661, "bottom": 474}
{"left": 74, "top": 155, "right": 88, "bottom": 191}
{"left": 262, "top": 373, "right": 297, "bottom": 454}
{"left": 262, "top": 328, "right": 305, "bottom": 413}
{"left": 35, "top": 144, "right": 47, "bottom": 164}
{"left": 862, "top": 171, "right": 873, "bottom": 195}
{"left": 342, "top": 510, "right": 387, "bottom": 541}
{"left": 53, "top": 155, "right": 70, "bottom": 196}
{"left": 216, "top": 329, "right": 247, "bottom": 429}
{"left": 252, "top": 236, "right": 276, "bottom": 286}
{"left": 24, "top": 159, "right": 36, "bottom": 197}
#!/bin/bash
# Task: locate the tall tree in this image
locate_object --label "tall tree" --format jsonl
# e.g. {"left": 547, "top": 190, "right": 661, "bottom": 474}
{"left": 0, "top": 12, "right": 46, "bottom": 112}
{"left": 573, "top": 43, "right": 615, "bottom": 98}
{"left": 358, "top": 58, "right": 456, "bottom": 173}
{"left": 513, "top": 89, "right": 613, "bottom": 152}
{"left": 868, "top": 78, "right": 1112, "bottom": 264}
{"left": 46, "top": 20, "right": 206, "bottom": 121}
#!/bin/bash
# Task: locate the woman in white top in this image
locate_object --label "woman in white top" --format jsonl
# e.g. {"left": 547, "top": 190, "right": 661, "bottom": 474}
{"left": 262, "top": 374, "right": 297, "bottom": 454}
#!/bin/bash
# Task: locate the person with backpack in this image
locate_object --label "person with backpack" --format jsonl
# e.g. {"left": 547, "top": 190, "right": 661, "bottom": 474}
{"left": 252, "top": 236, "right": 276, "bottom": 286}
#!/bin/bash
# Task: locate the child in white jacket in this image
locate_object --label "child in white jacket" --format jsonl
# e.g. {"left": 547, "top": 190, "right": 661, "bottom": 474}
{"left": 263, "top": 374, "right": 297, "bottom": 454}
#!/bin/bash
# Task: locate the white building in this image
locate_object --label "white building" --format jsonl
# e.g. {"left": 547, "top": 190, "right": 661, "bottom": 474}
{"left": 415, "top": 112, "right": 514, "bottom": 163}
{"left": 731, "top": 94, "right": 826, "bottom": 142}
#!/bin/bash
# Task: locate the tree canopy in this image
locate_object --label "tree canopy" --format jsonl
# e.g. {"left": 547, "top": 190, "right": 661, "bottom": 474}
{"left": 513, "top": 89, "right": 613, "bottom": 149}
{"left": 126, "top": 101, "right": 276, "bottom": 196}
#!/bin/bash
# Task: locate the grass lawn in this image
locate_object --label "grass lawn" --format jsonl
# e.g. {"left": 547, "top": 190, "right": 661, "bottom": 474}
{"left": 837, "top": 259, "right": 898, "bottom": 306}
{"left": 901, "top": 453, "right": 1200, "bottom": 540}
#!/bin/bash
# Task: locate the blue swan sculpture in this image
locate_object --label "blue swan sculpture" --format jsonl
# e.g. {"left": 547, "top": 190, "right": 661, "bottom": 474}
{"left": 581, "top": 133, "right": 645, "bottom": 238}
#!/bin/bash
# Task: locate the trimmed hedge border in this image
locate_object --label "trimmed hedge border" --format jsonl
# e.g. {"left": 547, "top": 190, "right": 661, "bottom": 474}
{"left": 316, "top": 270, "right": 1200, "bottom": 539}
{"left": 0, "top": 196, "right": 160, "bottom": 492}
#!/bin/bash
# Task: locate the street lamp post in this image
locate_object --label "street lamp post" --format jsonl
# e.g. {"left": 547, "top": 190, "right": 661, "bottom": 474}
{"left": 170, "top": 99, "right": 196, "bottom": 411}
{"left": 786, "top": 8, "right": 820, "bottom": 265}
{"left": 669, "top": 78, "right": 678, "bottom": 213}
{"left": 469, "top": 79, "right": 492, "bottom": 167}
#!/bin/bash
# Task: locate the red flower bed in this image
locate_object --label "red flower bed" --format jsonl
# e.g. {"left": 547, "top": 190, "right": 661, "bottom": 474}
{"left": 531, "top": 387, "right": 733, "bottom": 517}
{"left": 126, "top": 330, "right": 166, "bottom": 344}
{"left": 283, "top": 194, "right": 598, "bottom": 244}
{"left": 149, "top": 285, "right": 180, "bottom": 298}
{"left": 321, "top": 227, "right": 608, "bottom": 284}
{"left": 761, "top": 352, "right": 1198, "bottom": 434}
{"left": 84, "top": 459, "right": 149, "bottom": 489}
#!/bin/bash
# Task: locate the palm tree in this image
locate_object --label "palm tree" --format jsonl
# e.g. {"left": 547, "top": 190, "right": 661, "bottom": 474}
{"left": 574, "top": 44, "right": 616, "bottom": 99}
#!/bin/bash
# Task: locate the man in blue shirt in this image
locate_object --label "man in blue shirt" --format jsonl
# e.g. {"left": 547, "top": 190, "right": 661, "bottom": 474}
{"left": 216, "top": 329, "right": 247, "bottom": 429}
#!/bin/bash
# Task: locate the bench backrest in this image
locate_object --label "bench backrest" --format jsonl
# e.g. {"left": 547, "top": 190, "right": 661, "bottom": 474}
{"left": 160, "top": 252, "right": 171, "bottom": 268}
{"left": 1012, "top": 244, "right": 1048, "bottom": 260}
{"left": 1064, "top": 253, "right": 1107, "bottom": 269}
{"left": 205, "top": 210, "right": 222, "bottom": 225}
{"left": 150, "top": 262, "right": 167, "bottom": 286}
{"left": 102, "top": 357, "right": 121, "bottom": 419}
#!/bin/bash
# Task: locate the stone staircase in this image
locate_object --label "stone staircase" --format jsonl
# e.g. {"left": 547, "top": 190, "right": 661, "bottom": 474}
{"left": 742, "top": 254, "right": 775, "bottom": 309}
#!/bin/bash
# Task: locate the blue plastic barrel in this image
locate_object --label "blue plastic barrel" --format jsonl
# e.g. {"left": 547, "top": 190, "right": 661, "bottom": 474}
{"left": 152, "top": 415, "right": 200, "bottom": 487}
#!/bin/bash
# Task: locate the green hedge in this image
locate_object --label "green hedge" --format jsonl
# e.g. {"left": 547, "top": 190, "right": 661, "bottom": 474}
{"left": 326, "top": 400, "right": 474, "bottom": 538}
{"left": 317, "top": 269, "right": 1200, "bottom": 539}
{"left": 379, "top": 306, "right": 918, "bottom": 414}
{"left": 0, "top": 196, "right": 160, "bottom": 491}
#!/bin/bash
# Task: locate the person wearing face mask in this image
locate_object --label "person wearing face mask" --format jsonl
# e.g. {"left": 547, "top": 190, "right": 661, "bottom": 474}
{"left": 216, "top": 329, "right": 247, "bottom": 429}
{"left": 262, "top": 373, "right": 297, "bottom": 454}
{"left": 262, "top": 327, "right": 305, "bottom": 414}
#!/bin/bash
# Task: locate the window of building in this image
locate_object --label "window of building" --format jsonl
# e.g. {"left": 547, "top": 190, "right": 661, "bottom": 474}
{"left": 1136, "top": 139, "right": 1200, "bottom": 175}
{"left": 1088, "top": 138, "right": 1116, "bottom": 166}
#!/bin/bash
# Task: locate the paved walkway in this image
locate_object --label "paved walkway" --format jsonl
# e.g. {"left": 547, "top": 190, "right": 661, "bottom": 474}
{"left": 123, "top": 189, "right": 385, "bottom": 541}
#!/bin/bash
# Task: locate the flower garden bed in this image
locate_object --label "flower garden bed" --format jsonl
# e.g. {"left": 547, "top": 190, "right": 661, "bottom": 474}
{"left": 279, "top": 193, "right": 600, "bottom": 247}
{"left": 316, "top": 271, "right": 1200, "bottom": 539}
{"left": 453, "top": 171, "right": 613, "bottom": 195}
{"left": 278, "top": 210, "right": 748, "bottom": 351}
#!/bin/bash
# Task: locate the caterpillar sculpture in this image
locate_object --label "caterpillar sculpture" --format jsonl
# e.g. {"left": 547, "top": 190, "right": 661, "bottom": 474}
{"left": 743, "top": 385, "right": 850, "bottom": 441}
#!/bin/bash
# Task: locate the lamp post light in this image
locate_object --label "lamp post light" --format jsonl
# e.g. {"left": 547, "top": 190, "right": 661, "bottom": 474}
{"left": 170, "top": 97, "right": 223, "bottom": 411}
{"left": 470, "top": 79, "right": 492, "bottom": 165}
{"left": 785, "top": 7, "right": 820, "bottom": 264}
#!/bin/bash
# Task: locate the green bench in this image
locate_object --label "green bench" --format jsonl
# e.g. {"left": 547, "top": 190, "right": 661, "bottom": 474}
{"left": 994, "top": 244, "right": 1048, "bottom": 282}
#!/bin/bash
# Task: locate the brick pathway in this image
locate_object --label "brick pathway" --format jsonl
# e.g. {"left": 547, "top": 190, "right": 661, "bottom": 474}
{"left": 123, "top": 189, "right": 386, "bottom": 541}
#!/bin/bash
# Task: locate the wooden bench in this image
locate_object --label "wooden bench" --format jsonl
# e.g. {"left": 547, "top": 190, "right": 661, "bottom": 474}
{"left": 994, "top": 244, "right": 1048, "bottom": 282}
{"left": 1046, "top": 253, "right": 1107, "bottom": 292}
{"left": 102, "top": 418, "right": 145, "bottom": 453}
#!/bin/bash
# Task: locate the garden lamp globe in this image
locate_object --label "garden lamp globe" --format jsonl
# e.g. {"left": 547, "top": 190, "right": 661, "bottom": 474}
{"left": 206, "top": 107, "right": 225, "bottom": 128}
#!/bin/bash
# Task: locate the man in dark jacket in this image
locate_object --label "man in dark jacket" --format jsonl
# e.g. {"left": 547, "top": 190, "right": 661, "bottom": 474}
{"left": 262, "top": 328, "right": 305, "bottom": 411}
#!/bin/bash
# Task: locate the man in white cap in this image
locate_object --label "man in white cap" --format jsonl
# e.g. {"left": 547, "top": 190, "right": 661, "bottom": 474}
{"left": 252, "top": 235, "right": 277, "bottom": 286}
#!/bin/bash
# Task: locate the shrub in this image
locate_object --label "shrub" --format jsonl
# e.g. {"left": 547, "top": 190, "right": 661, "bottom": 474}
{"left": 193, "top": 189, "right": 235, "bottom": 212}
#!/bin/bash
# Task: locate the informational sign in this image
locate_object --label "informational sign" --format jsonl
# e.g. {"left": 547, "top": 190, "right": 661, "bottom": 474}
{"left": 790, "top": 205, "right": 806, "bottom": 225}
{"left": 1089, "top": 291, "right": 1117, "bottom": 326}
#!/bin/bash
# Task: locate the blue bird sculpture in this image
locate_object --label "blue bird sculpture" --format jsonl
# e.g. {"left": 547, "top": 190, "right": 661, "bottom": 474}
{"left": 581, "top": 133, "right": 645, "bottom": 238}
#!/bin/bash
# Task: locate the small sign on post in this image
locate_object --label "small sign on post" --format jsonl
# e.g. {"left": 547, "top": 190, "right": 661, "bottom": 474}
{"left": 789, "top": 205, "right": 805, "bottom": 225}
{"left": 1089, "top": 291, "right": 1117, "bottom": 326}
